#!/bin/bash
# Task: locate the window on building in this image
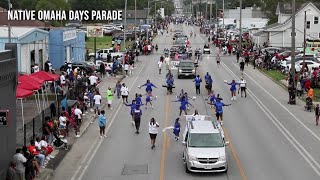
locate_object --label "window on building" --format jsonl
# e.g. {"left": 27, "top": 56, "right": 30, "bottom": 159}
{"left": 315, "top": 17, "right": 319, "bottom": 24}
{"left": 307, "top": 21, "right": 311, "bottom": 29}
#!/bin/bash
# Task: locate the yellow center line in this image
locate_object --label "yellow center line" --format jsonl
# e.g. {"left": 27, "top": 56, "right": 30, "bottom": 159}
{"left": 160, "top": 96, "right": 170, "bottom": 180}
{"left": 210, "top": 108, "right": 247, "bottom": 180}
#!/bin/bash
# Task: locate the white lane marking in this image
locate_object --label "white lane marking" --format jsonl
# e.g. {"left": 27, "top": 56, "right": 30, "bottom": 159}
{"left": 230, "top": 62, "right": 320, "bottom": 143}
{"left": 71, "top": 60, "right": 146, "bottom": 180}
{"left": 222, "top": 62, "right": 320, "bottom": 176}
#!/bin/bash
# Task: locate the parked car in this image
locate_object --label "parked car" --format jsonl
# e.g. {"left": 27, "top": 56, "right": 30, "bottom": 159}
{"left": 103, "top": 25, "right": 115, "bottom": 35}
{"left": 261, "top": 47, "right": 282, "bottom": 54}
{"left": 89, "top": 48, "right": 114, "bottom": 60}
{"left": 60, "top": 62, "right": 96, "bottom": 74}
{"left": 203, "top": 44, "right": 210, "bottom": 54}
{"left": 112, "top": 32, "right": 135, "bottom": 40}
{"left": 286, "top": 60, "right": 320, "bottom": 72}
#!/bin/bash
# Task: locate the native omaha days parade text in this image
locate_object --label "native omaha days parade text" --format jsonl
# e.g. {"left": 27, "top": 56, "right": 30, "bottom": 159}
{"left": 7, "top": 10, "right": 123, "bottom": 21}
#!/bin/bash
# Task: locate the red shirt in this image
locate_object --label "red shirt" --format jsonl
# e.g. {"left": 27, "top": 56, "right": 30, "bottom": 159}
{"left": 28, "top": 145, "right": 39, "bottom": 155}
{"left": 305, "top": 79, "right": 311, "bottom": 89}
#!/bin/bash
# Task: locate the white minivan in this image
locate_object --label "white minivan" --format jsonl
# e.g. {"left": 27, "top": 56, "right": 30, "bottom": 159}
{"left": 182, "top": 116, "right": 228, "bottom": 173}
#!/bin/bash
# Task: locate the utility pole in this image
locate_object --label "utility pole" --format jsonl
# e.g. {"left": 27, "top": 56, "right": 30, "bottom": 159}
{"left": 148, "top": 0, "right": 150, "bottom": 18}
{"left": 222, "top": 0, "right": 225, "bottom": 40}
{"left": 239, "top": 0, "right": 242, "bottom": 51}
{"left": 210, "top": 0, "right": 212, "bottom": 23}
{"left": 123, "top": 0, "right": 127, "bottom": 75}
{"left": 134, "top": 0, "right": 137, "bottom": 42}
{"left": 8, "top": 0, "right": 11, "bottom": 43}
{"left": 205, "top": 0, "right": 208, "bottom": 20}
{"left": 303, "top": 10, "right": 307, "bottom": 72}
{"left": 290, "top": 0, "right": 296, "bottom": 92}
{"left": 155, "top": 2, "right": 157, "bottom": 26}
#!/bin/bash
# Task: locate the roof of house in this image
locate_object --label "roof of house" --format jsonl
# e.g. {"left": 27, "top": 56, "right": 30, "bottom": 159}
{"left": 253, "top": 30, "right": 267, "bottom": 36}
{"left": 266, "top": 2, "right": 320, "bottom": 31}
{"left": 125, "top": 10, "right": 148, "bottom": 19}
{"left": 0, "top": 7, "right": 6, "bottom": 12}
{"left": 277, "top": 2, "right": 306, "bottom": 14}
{"left": 0, "top": 27, "right": 48, "bottom": 39}
{"left": 263, "top": 22, "right": 280, "bottom": 30}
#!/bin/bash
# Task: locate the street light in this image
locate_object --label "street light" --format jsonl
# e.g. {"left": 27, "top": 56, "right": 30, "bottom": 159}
{"left": 303, "top": 9, "right": 311, "bottom": 72}
{"left": 7, "top": 0, "right": 11, "bottom": 43}
{"left": 290, "top": 0, "right": 296, "bottom": 104}
{"left": 123, "top": 0, "right": 127, "bottom": 75}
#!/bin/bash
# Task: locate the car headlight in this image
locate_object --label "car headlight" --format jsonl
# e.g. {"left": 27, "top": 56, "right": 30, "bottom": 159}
{"left": 218, "top": 155, "right": 226, "bottom": 161}
{"left": 188, "top": 155, "right": 197, "bottom": 161}
{"left": 192, "top": 69, "right": 195, "bottom": 72}
{"left": 179, "top": 70, "right": 182, "bottom": 72}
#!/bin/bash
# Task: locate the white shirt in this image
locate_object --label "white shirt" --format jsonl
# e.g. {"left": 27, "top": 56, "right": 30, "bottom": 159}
{"left": 149, "top": 122, "right": 159, "bottom": 134}
{"left": 39, "top": 140, "right": 48, "bottom": 148}
{"left": 164, "top": 57, "right": 170, "bottom": 65}
{"left": 89, "top": 75, "right": 98, "bottom": 85}
{"left": 35, "top": 141, "right": 41, "bottom": 150}
{"left": 60, "top": 75, "right": 66, "bottom": 84}
{"left": 74, "top": 108, "right": 82, "bottom": 119}
{"left": 33, "top": 65, "right": 39, "bottom": 72}
{"left": 124, "top": 64, "right": 129, "bottom": 71}
{"left": 13, "top": 153, "right": 27, "bottom": 173}
{"left": 93, "top": 94, "right": 102, "bottom": 104}
{"left": 59, "top": 116, "right": 67, "bottom": 126}
{"left": 239, "top": 80, "right": 246, "bottom": 87}
{"left": 121, "top": 86, "right": 129, "bottom": 96}
{"left": 158, "top": 61, "right": 163, "bottom": 68}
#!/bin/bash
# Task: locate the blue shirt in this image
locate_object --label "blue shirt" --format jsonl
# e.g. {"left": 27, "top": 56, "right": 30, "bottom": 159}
{"left": 167, "top": 79, "right": 174, "bottom": 86}
{"left": 98, "top": 114, "right": 106, "bottom": 127}
{"left": 214, "top": 102, "right": 225, "bottom": 113}
{"left": 173, "top": 122, "right": 181, "bottom": 134}
{"left": 228, "top": 82, "right": 238, "bottom": 91}
{"left": 209, "top": 95, "right": 216, "bottom": 102}
{"left": 135, "top": 96, "right": 142, "bottom": 105}
{"left": 194, "top": 77, "right": 202, "bottom": 86}
{"left": 205, "top": 74, "right": 210, "bottom": 82}
{"left": 142, "top": 82, "right": 157, "bottom": 92}
{"left": 207, "top": 77, "right": 213, "bottom": 85}
{"left": 126, "top": 103, "right": 143, "bottom": 112}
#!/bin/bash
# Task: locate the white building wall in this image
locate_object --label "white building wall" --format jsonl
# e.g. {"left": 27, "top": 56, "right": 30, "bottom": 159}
{"left": 270, "top": 3, "right": 320, "bottom": 48}
{"left": 20, "top": 44, "right": 29, "bottom": 73}
{"left": 278, "top": 13, "right": 291, "bottom": 24}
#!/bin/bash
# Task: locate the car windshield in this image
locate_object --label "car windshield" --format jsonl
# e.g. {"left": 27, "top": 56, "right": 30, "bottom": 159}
{"left": 179, "top": 62, "right": 194, "bottom": 67}
{"left": 188, "top": 133, "right": 224, "bottom": 147}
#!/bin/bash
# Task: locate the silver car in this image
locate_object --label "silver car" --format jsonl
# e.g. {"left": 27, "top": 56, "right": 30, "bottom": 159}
{"left": 183, "top": 120, "right": 228, "bottom": 173}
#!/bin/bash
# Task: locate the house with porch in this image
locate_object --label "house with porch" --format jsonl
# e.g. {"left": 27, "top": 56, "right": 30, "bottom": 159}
{"left": 252, "top": 2, "right": 320, "bottom": 48}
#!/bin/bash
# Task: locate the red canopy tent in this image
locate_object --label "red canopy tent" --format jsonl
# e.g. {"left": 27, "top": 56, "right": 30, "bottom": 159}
{"left": 18, "top": 75, "right": 42, "bottom": 91}
{"left": 29, "top": 71, "right": 60, "bottom": 108}
{"left": 16, "top": 85, "right": 35, "bottom": 129}
{"left": 16, "top": 85, "right": 34, "bottom": 98}
{"left": 30, "top": 71, "right": 59, "bottom": 81}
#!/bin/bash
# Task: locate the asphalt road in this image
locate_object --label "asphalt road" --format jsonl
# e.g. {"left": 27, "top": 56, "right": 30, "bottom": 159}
{"left": 52, "top": 24, "right": 320, "bottom": 180}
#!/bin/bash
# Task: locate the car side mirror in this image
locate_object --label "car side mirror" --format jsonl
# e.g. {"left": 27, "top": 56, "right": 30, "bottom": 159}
{"left": 182, "top": 141, "right": 186, "bottom": 146}
{"left": 225, "top": 141, "right": 230, "bottom": 146}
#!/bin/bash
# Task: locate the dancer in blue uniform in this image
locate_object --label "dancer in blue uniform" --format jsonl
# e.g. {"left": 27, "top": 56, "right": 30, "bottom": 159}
{"left": 173, "top": 118, "right": 181, "bottom": 141}
{"left": 173, "top": 96, "right": 194, "bottom": 116}
{"left": 125, "top": 100, "right": 144, "bottom": 126}
{"left": 225, "top": 80, "right": 238, "bottom": 101}
{"left": 139, "top": 80, "right": 158, "bottom": 97}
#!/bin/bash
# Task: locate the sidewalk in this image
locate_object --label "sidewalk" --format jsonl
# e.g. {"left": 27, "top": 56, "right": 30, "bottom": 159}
{"left": 36, "top": 74, "right": 125, "bottom": 180}
{"left": 259, "top": 69, "right": 320, "bottom": 104}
